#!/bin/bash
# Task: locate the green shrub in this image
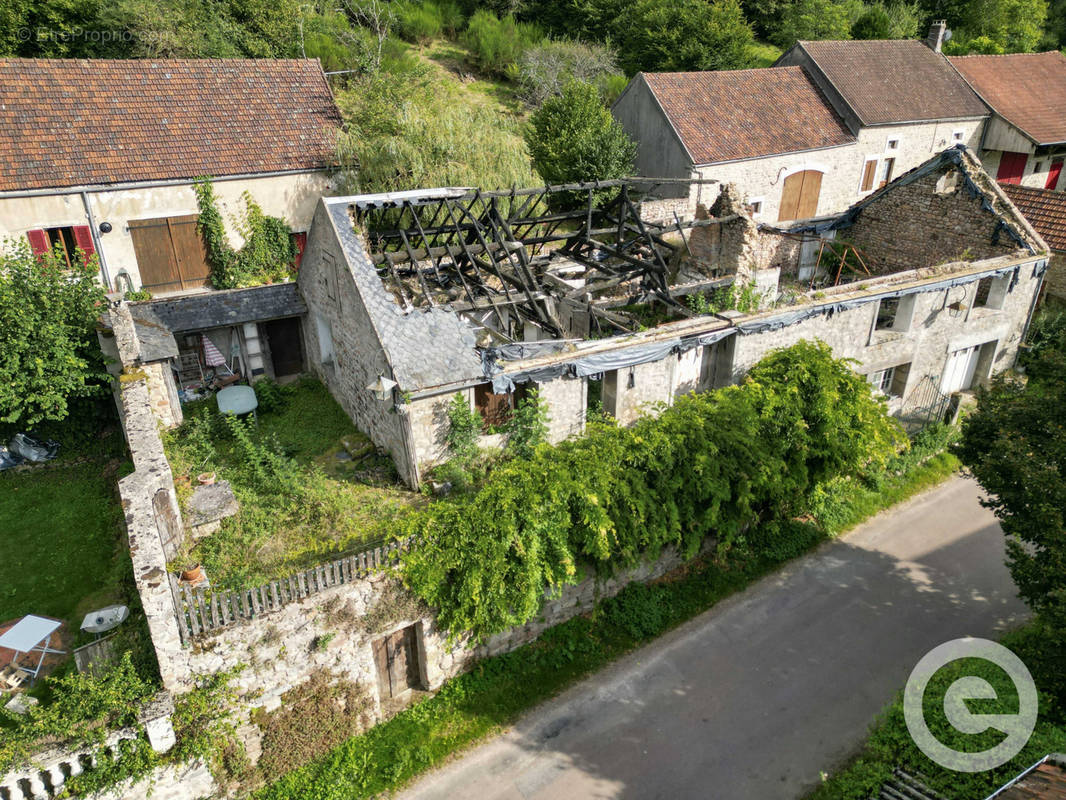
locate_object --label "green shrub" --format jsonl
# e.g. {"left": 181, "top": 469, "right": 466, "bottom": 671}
{"left": 603, "top": 582, "right": 667, "bottom": 639}
{"left": 394, "top": 0, "right": 443, "bottom": 44}
{"left": 516, "top": 39, "right": 622, "bottom": 105}
{"left": 504, "top": 388, "right": 548, "bottom": 460}
{"left": 445, "top": 392, "right": 482, "bottom": 462}
{"left": 462, "top": 10, "right": 543, "bottom": 76}
{"left": 400, "top": 341, "right": 903, "bottom": 641}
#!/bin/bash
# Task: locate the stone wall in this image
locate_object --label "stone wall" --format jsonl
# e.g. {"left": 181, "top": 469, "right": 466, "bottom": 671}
{"left": 1043, "top": 252, "right": 1066, "bottom": 302}
{"left": 298, "top": 202, "right": 418, "bottom": 485}
{"left": 731, "top": 259, "right": 1044, "bottom": 413}
{"left": 846, "top": 164, "right": 1023, "bottom": 274}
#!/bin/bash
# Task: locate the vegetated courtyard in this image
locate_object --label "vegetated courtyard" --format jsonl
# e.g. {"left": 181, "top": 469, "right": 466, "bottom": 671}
{"left": 163, "top": 378, "right": 423, "bottom": 590}
{"left": 0, "top": 435, "right": 130, "bottom": 638}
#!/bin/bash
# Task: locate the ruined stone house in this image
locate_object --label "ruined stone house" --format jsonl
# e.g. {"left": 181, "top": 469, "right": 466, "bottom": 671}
{"left": 280, "top": 146, "right": 1047, "bottom": 487}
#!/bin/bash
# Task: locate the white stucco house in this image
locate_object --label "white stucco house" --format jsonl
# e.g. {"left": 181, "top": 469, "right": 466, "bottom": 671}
{"left": 0, "top": 58, "right": 343, "bottom": 295}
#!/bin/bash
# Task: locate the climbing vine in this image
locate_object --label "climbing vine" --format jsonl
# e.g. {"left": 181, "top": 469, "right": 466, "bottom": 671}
{"left": 400, "top": 341, "right": 904, "bottom": 640}
{"left": 194, "top": 178, "right": 299, "bottom": 289}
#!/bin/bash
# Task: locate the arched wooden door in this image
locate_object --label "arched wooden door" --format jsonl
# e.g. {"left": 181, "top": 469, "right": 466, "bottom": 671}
{"left": 778, "top": 170, "right": 823, "bottom": 221}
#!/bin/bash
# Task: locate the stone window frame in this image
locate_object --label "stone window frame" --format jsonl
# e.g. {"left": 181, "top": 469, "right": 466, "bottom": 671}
{"left": 952, "top": 130, "right": 966, "bottom": 143}
{"left": 747, "top": 196, "right": 765, "bottom": 218}
{"left": 859, "top": 157, "right": 881, "bottom": 194}
{"left": 885, "top": 137, "right": 901, "bottom": 152}
{"left": 867, "top": 361, "right": 912, "bottom": 400}
{"left": 869, "top": 293, "right": 918, "bottom": 345}
{"left": 969, "top": 274, "right": 1010, "bottom": 315}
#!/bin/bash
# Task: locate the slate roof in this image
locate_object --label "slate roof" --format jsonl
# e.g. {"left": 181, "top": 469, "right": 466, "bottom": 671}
{"left": 1001, "top": 183, "right": 1066, "bottom": 251}
{"left": 640, "top": 67, "right": 855, "bottom": 165}
{"left": 0, "top": 58, "right": 343, "bottom": 192}
{"left": 950, "top": 51, "right": 1066, "bottom": 145}
{"left": 793, "top": 40, "right": 988, "bottom": 125}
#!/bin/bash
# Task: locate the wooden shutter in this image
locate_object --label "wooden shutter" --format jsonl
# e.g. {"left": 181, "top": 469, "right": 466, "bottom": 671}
{"left": 996, "top": 152, "right": 1028, "bottom": 185}
{"left": 167, "top": 215, "right": 211, "bottom": 289}
{"left": 778, "top": 171, "right": 823, "bottom": 222}
{"left": 474, "top": 383, "right": 513, "bottom": 428}
{"left": 778, "top": 173, "right": 803, "bottom": 221}
{"left": 291, "top": 232, "right": 308, "bottom": 270}
{"left": 26, "top": 229, "right": 49, "bottom": 257}
{"left": 129, "top": 214, "right": 211, "bottom": 293}
{"left": 796, "top": 170, "right": 822, "bottom": 219}
{"left": 860, "top": 160, "right": 878, "bottom": 192}
{"left": 72, "top": 225, "right": 95, "bottom": 260}
{"left": 129, "top": 218, "right": 184, "bottom": 293}
{"left": 1046, "top": 159, "right": 1063, "bottom": 190}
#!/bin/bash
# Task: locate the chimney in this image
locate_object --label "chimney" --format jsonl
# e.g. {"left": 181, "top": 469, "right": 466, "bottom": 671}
{"left": 925, "top": 20, "right": 947, "bottom": 52}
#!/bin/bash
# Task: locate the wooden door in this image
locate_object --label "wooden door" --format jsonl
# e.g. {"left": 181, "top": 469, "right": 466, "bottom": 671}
{"left": 129, "top": 214, "right": 211, "bottom": 292}
{"left": 778, "top": 170, "right": 823, "bottom": 221}
{"left": 1046, "top": 159, "right": 1063, "bottom": 190}
{"left": 996, "top": 151, "right": 1028, "bottom": 185}
{"left": 264, "top": 317, "right": 304, "bottom": 377}
{"left": 372, "top": 626, "right": 420, "bottom": 699}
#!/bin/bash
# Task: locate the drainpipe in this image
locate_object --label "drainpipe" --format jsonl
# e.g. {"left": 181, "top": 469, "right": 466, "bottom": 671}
{"left": 80, "top": 191, "right": 112, "bottom": 290}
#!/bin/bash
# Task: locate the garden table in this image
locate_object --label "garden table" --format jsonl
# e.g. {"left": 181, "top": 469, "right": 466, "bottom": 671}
{"left": 0, "top": 615, "right": 65, "bottom": 683}
{"left": 216, "top": 385, "right": 258, "bottom": 421}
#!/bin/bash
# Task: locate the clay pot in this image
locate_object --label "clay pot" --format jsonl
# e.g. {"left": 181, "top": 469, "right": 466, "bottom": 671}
{"left": 181, "top": 564, "right": 205, "bottom": 584}
{"left": 197, "top": 472, "right": 216, "bottom": 485}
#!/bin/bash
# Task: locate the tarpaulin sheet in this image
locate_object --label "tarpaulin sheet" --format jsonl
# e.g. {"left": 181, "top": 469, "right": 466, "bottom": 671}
{"left": 736, "top": 261, "right": 1042, "bottom": 335}
{"left": 489, "top": 338, "right": 682, "bottom": 392}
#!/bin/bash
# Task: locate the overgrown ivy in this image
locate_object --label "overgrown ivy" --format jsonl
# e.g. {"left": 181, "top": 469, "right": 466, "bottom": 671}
{"left": 400, "top": 341, "right": 904, "bottom": 641}
{"left": 194, "top": 178, "right": 299, "bottom": 290}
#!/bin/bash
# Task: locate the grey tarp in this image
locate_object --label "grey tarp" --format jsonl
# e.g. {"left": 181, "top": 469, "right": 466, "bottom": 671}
{"left": 489, "top": 338, "right": 681, "bottom": 392}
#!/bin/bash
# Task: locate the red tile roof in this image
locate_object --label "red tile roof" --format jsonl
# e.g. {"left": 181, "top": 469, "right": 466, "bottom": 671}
{"left": 950, "top": 52, "right": 1066, "bottom": 145}
{"left": 1001, "top": 183, "right": 1066, "bottom": 251}
{"left": 995, "top": 760, "right": 1066, "bottom": 799}
{"left": 0, "top": 59, "right": 343, "bottom": 192}
{"left": 640, "top": 67, "right": 855, "bottom": 165}
{"left": 796, "top": 40, "right": 988, "bottom": 125}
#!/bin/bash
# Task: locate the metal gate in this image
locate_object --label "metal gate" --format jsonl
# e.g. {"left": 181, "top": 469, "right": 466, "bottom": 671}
{"left": 898, "top": 374, "right": 958, "bottom": 433}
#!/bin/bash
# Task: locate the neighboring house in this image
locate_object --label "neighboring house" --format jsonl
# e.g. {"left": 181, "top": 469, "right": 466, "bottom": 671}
{"left": 614, "top": 26, "right": 990, "bottom": 223}
{"left": 774, "top": 35, "right": 988, "bottom": 201}
{"left": 1001, "top": 183, "right": 1066, "bottom": 303}
{"left": 611, "top": 67, "right": 856, "bottom": 222}
{"left": 877, "top": 755, "right": 1066, "bottom": 799}
{"left": 0, "top": 58, "right": 342, "bottom": 295}
{"left": 949, "top": 51, "right": 1066, "bottom": 190}
{"left": 280, "top": 146, "right": 1045, "bottom": 487}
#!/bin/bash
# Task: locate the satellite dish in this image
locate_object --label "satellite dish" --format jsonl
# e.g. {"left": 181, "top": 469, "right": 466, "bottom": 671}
{"left": 943, "top": 28, "right": 953, "bottom": 41}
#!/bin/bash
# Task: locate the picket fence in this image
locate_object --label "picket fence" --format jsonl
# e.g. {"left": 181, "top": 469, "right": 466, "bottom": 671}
{"left": 176, "top": 539, "right": 409, "bottom": 640}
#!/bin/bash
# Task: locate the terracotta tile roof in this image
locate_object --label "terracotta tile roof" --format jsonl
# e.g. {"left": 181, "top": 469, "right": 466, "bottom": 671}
{"left": 950, "top": 52, "right": 1066, "bottom": 145}
{"left": 640, "top": 67, "right": 855, "bottom": 165}
{"left": 0, "top": 58, "right": 343, "bottom": 192}
{"left": 1001, "top": 183, "right": 1066, "bottom": 251}
{"left": 796, "top": 40, "right": 988, "bottom": 125}
{"left": 995, "top": 759, "right": 1066, "bottom": 799}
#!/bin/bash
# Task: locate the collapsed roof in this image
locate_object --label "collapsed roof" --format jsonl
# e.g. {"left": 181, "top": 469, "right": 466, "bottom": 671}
{"left": 314, "top": 146, "right": 1045, "bottom": 395}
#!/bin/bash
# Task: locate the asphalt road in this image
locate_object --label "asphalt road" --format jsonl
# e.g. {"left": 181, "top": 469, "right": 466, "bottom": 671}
{"left": 397, "top": 475, "right": 1028, "bottom": 800}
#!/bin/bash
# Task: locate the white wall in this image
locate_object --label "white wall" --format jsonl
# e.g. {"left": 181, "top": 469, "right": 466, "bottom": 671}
{"left": 0, "top": 170, "right": 333, "bottom": 291}
{"left": 690, "top": 119, "right": 984, "bottom": 223}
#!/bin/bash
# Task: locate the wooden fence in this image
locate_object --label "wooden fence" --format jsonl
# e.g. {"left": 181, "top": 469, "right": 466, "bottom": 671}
{"left": 177, "top": 539, "right": 409, "bottom": 640}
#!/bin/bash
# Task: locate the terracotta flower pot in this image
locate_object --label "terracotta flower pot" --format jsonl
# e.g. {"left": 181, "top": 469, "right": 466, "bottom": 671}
{"left": 197, "top": 472, "right": 216, "bottom": 485}
{"left": 182, "top": 564, "right": 205, "bottom": 584}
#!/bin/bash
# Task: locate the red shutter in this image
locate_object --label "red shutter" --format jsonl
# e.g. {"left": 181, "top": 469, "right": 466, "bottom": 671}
{"left": 996, "top": 152, "right": 1028, "bottom": 185}
{"left": 291, "top": 231, "right": 308, "bottom": 270}
{"left": 72, "top": 225, "right": 96, "bottom": 259}
{"left": 26, "top": 229, "right": 49, "bottom": 257}
{"left": 1046, "top": 159, "right": 1063, "bottom": 190}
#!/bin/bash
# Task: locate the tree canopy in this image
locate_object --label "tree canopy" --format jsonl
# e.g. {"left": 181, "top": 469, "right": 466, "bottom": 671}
{"left": 0, "top": 241, "right": 108, "bottom": 427}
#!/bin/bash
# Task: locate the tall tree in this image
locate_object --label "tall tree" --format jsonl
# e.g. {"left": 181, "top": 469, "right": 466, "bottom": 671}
{"left": 524, "top": 79, "right": 636, "bottom": 188}
{"left": 0, "top": 241, "right": 108, "bottom": 427}
{"left": 956, "top": 322, "right": 1066, "bottom": 634}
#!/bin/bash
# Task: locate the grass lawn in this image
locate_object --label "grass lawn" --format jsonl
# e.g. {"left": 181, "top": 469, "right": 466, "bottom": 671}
{"left": 164, "top": 378, "right": 422, "bottom": 590}
{"left": 0, "top": 457, "right": 128, "bottom": 634}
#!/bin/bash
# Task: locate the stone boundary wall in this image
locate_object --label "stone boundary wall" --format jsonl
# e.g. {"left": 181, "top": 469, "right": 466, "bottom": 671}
{"left": 0, "top": 693, "right": 181, "bottom": 800}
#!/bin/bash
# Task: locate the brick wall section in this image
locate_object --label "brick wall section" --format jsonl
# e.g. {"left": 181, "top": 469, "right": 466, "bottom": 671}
{"left": 845, "top": 165, "right": 1023, "bottom": 274}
